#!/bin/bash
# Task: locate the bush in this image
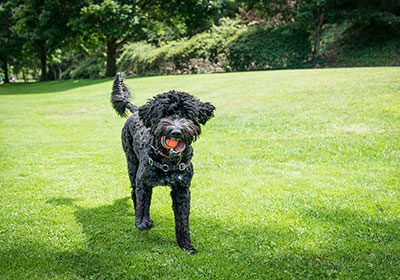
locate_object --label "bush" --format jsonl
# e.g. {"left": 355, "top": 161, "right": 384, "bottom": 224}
{"left": 119, "top": 20, "right": 311, "bottom": 75}
{"left": 330, "top": 22, "right": 400, "bottom": 67}
{"left": 227, "top": 24, "right": 311, "bottom": 71}
{"left": 118, "top": 41, "right": 159, "bottom": 74}
{"left": 68, "top": 56, "right": 105, "bottom": 79}
{"left": 118, "top": 18, "right": 247, "bottom": 75}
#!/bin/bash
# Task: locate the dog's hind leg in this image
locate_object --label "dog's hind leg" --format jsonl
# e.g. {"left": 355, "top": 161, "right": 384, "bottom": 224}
{"left": 127, "top": 155, "right": 138, "bottom": 210}
{"left": 134, "top": 179, "right": 154, "bottom": 230}
{"left": 124, "top": 147, "right": 154, "bottom": 230}
{"left": 122, "top": 128, "right": 140, "bottom": 221}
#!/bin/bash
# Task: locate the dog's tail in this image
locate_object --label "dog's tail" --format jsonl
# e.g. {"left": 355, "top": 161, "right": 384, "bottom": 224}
{"left": 111, "top": 72, "right": 137, "bottom": 117}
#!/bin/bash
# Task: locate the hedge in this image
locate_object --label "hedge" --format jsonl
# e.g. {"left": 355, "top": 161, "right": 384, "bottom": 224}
{"left": 118, "top": 19, "right": 312, "bottom": 75}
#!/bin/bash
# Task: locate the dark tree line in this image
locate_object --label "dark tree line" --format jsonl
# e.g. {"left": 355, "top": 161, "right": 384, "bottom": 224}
{"left": 0, "top": 0, "right": 399, "bottom": 83}
{"left": 1, "top": 0, "right": 220, "bottom": 82}
{"left": 243, "top": 0, "right": 400, "bottom": 59}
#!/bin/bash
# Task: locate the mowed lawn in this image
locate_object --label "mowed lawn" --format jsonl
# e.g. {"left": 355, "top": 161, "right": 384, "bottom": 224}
{"left": 0, "top": 68, "right": 399, "bottom": 279}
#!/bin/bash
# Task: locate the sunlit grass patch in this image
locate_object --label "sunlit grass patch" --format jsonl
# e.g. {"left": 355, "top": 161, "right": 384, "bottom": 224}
{"left": 1, "top": 67, "right": 399, "bottom": 279}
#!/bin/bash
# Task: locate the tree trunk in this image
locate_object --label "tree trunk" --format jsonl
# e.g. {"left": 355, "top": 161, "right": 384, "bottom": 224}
{"left": 1, "top": 58, "right": 10, "bottom": 83}
{"left": 33, "top": 68, "right": 39, "bottom": 81}
{"left": 52, "top": 66, "right": 57, "bottom": 80}
{"left": 313, "top": 12, "right": 325, "bottom": 60}
{"left": 58, "top": 65, "right": 62, "bottom": 80}
{"left": 39, "top": 42, "right": 48, "bottom": 81}
{"left": 105, "top": 38, "right": 117, "bottom": 77}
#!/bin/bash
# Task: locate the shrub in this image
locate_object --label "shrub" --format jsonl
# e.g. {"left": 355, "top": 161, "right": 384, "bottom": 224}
{"left": 119, "top": 20, "right": 311, "bottom": 75}
{"left": 68, "top": 56, "right": 105, "bottom": 79}
{"left": 118, "top": 18, "right": 247, "bottom": 75}
{"left": 331, "top": 22, "right": 400, "bottom": 67}
{"left": 118, "top": 41, "right": 159, "bottom": 74}
{"left": 227, "top": 24, "right": 311, "bottom": 71}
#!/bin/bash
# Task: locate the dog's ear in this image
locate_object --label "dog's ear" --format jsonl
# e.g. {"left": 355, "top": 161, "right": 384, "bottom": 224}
{"left": 197, "top": 102, "right": 215, "bottom": 125}
{"left": 139, "top": 99, "right": 165, "bottom": 128}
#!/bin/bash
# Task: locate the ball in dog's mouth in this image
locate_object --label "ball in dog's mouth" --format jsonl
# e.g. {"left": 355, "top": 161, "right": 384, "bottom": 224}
{"left": 161, "top": 136, "right": 187, "bottom": 153}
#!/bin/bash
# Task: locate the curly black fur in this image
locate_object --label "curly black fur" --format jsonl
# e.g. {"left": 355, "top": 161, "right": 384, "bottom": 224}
{"left": 111, "top": 73, "right": 215, "bottom": 254}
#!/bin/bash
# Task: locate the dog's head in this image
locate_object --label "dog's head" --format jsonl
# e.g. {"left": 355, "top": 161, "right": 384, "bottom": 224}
{"left": 139, "top": 91, "right": 215, "bottom": 156}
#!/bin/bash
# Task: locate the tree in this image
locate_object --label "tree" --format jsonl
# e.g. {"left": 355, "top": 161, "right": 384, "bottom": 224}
{"left": 298, "top": 0, "right": 400, "bottom": 59}
{"left": 0, "top": 1, "right": 23, "bottom": 83}
{"left": 76, "top": 0, "right": 221, "bottom": 77}
{"left": 75, "top": 0, "right": 143, "bottom": 78}
{"left": 240, "top": 0, "right": 334, "bottom": 59}
{"left": 161, "top": 0, "right": 223, "bottom": 36}
{"left": 241, "top": 0, "right": 400, "bottom": 60}
{"left": 13, "top": 0, "right": 81, "bottom": 81}
{"left": 295, "top": 0, "right": 334, "bottom": 60}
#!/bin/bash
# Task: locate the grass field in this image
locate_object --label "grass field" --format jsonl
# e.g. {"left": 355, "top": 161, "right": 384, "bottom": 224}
{"left": 1, "top": 67, "right": 399, "bottom": 279}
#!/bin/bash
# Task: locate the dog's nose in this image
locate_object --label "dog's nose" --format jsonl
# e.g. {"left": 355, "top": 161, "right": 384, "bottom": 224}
{"left": 170, "top": 130, "right": 181, "bottom": 138}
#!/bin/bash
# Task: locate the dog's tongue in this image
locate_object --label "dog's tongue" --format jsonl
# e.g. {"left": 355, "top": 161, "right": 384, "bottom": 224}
{"left": 161, "top": 136, "right": 186, "bottom": 153}
{"left": 173, "top": 141, "right": 186, "bottom": 153}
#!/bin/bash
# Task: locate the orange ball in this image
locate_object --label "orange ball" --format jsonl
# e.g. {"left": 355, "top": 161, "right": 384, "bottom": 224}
{"left": 165, "top": 138, "right": 178, "bottom": 149}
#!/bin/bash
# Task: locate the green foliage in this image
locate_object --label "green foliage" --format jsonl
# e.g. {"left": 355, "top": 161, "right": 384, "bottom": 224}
{"left": 119, "top": 18, "right": 247, "bottom": 75}
{"left": 76, "top": 0, "right": 141, "bottom": 40}
{"left": 2, "top": 0, "right": 400, "bottom": 79}
{"left": 1, "top": 68, "right": 400, "bottom": 279}
{"left": 10, "top": 0, "right": 81, "bottom": 80}
{"left": 334, "top": 39, "right": 400, "bottom": 67}
{"left": 13, "top": 0, "right": 80, "bottom": 48}
{"left": 228, "top": 24, "right": 311, "bottom": 70}
{"left": 159, "top": 0, "right": 224, "bottom": 36}
{"left": 242, "top": 0, "right": 400, "bottom": 60}
{"left": 118, "top": 41, "right": 159, "bottom": 74}
{"left": 318, "top": 22, "right": 400, "bottom": 67}
{"left": 0, "top": 1, "right": 20, "bottom": 57}
{"left": 69, "top": 56, "right": 105, "bottom": 79}
{"left": 119, "top": 19, "right": 311, "bottom": 75}
{"left": 0, "top": 0, "right": 23, "bottom": 82}
{"left": 74, "top": 0, "right": 144, "bottom": 77}
{"left": 74, "top": 0, "right": 224, "bottom": 77}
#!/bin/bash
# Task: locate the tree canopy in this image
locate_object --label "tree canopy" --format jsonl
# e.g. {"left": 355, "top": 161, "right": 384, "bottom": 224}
{"left": 0, "top": 0, "right": 398, "bottom": 82}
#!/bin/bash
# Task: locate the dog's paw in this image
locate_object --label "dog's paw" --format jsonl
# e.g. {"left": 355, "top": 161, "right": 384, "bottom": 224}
{"left": 183, "top": 247, "right": 197, "bottom": 255}
{"left": 135, "top": 218, "right": 154, "bottom": 231}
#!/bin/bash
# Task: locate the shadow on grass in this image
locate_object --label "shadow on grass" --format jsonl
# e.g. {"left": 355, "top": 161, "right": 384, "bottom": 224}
{"left": 0, "top": 79, "right": 112, "bottom": 95}
{"left": 1, "top": 197, "right": 399, "bottom": 279}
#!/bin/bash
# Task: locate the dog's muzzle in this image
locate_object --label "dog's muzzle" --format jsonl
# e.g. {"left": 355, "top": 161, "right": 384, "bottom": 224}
{"left": 160, "top": 136, "right": 187, "bottom": 153}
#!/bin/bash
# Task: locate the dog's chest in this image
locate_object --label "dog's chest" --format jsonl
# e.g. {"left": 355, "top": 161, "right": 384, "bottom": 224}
{"left": 141, "top": 168, "right": 192, "bottom": 188}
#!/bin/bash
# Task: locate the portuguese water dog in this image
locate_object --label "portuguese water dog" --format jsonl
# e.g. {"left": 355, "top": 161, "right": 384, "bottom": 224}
{"left": 111, "top": 73, "right": 215, "bottom": 254}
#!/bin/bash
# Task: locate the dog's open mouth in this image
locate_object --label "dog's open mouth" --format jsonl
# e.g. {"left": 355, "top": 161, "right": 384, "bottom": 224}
{"left": 160, "top": 136, "right": 186, "bottom": 153}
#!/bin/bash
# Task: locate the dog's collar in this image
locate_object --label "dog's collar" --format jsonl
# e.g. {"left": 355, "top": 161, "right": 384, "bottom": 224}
{"left": 147, "top": 156, "right": 191, "bottom": 172}
{"left": 151, "top": 145, "right": 171, "bottom": 158}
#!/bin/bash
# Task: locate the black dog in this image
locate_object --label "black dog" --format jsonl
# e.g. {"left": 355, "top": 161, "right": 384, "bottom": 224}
{"left": 111, "top": 73, "right": 215, "bottom": 254}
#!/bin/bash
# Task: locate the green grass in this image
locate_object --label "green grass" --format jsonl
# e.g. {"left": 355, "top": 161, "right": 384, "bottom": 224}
{"left": 1, "top": 67, "right": 399, "bottom": 279}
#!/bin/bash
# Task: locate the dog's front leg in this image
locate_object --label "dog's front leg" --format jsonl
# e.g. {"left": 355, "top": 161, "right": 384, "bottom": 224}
{"left": 135, "top": 182, "right": 154, "bottom": 230}
{"left": 171, "top": 185, "right": 197, "bottom": 254}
